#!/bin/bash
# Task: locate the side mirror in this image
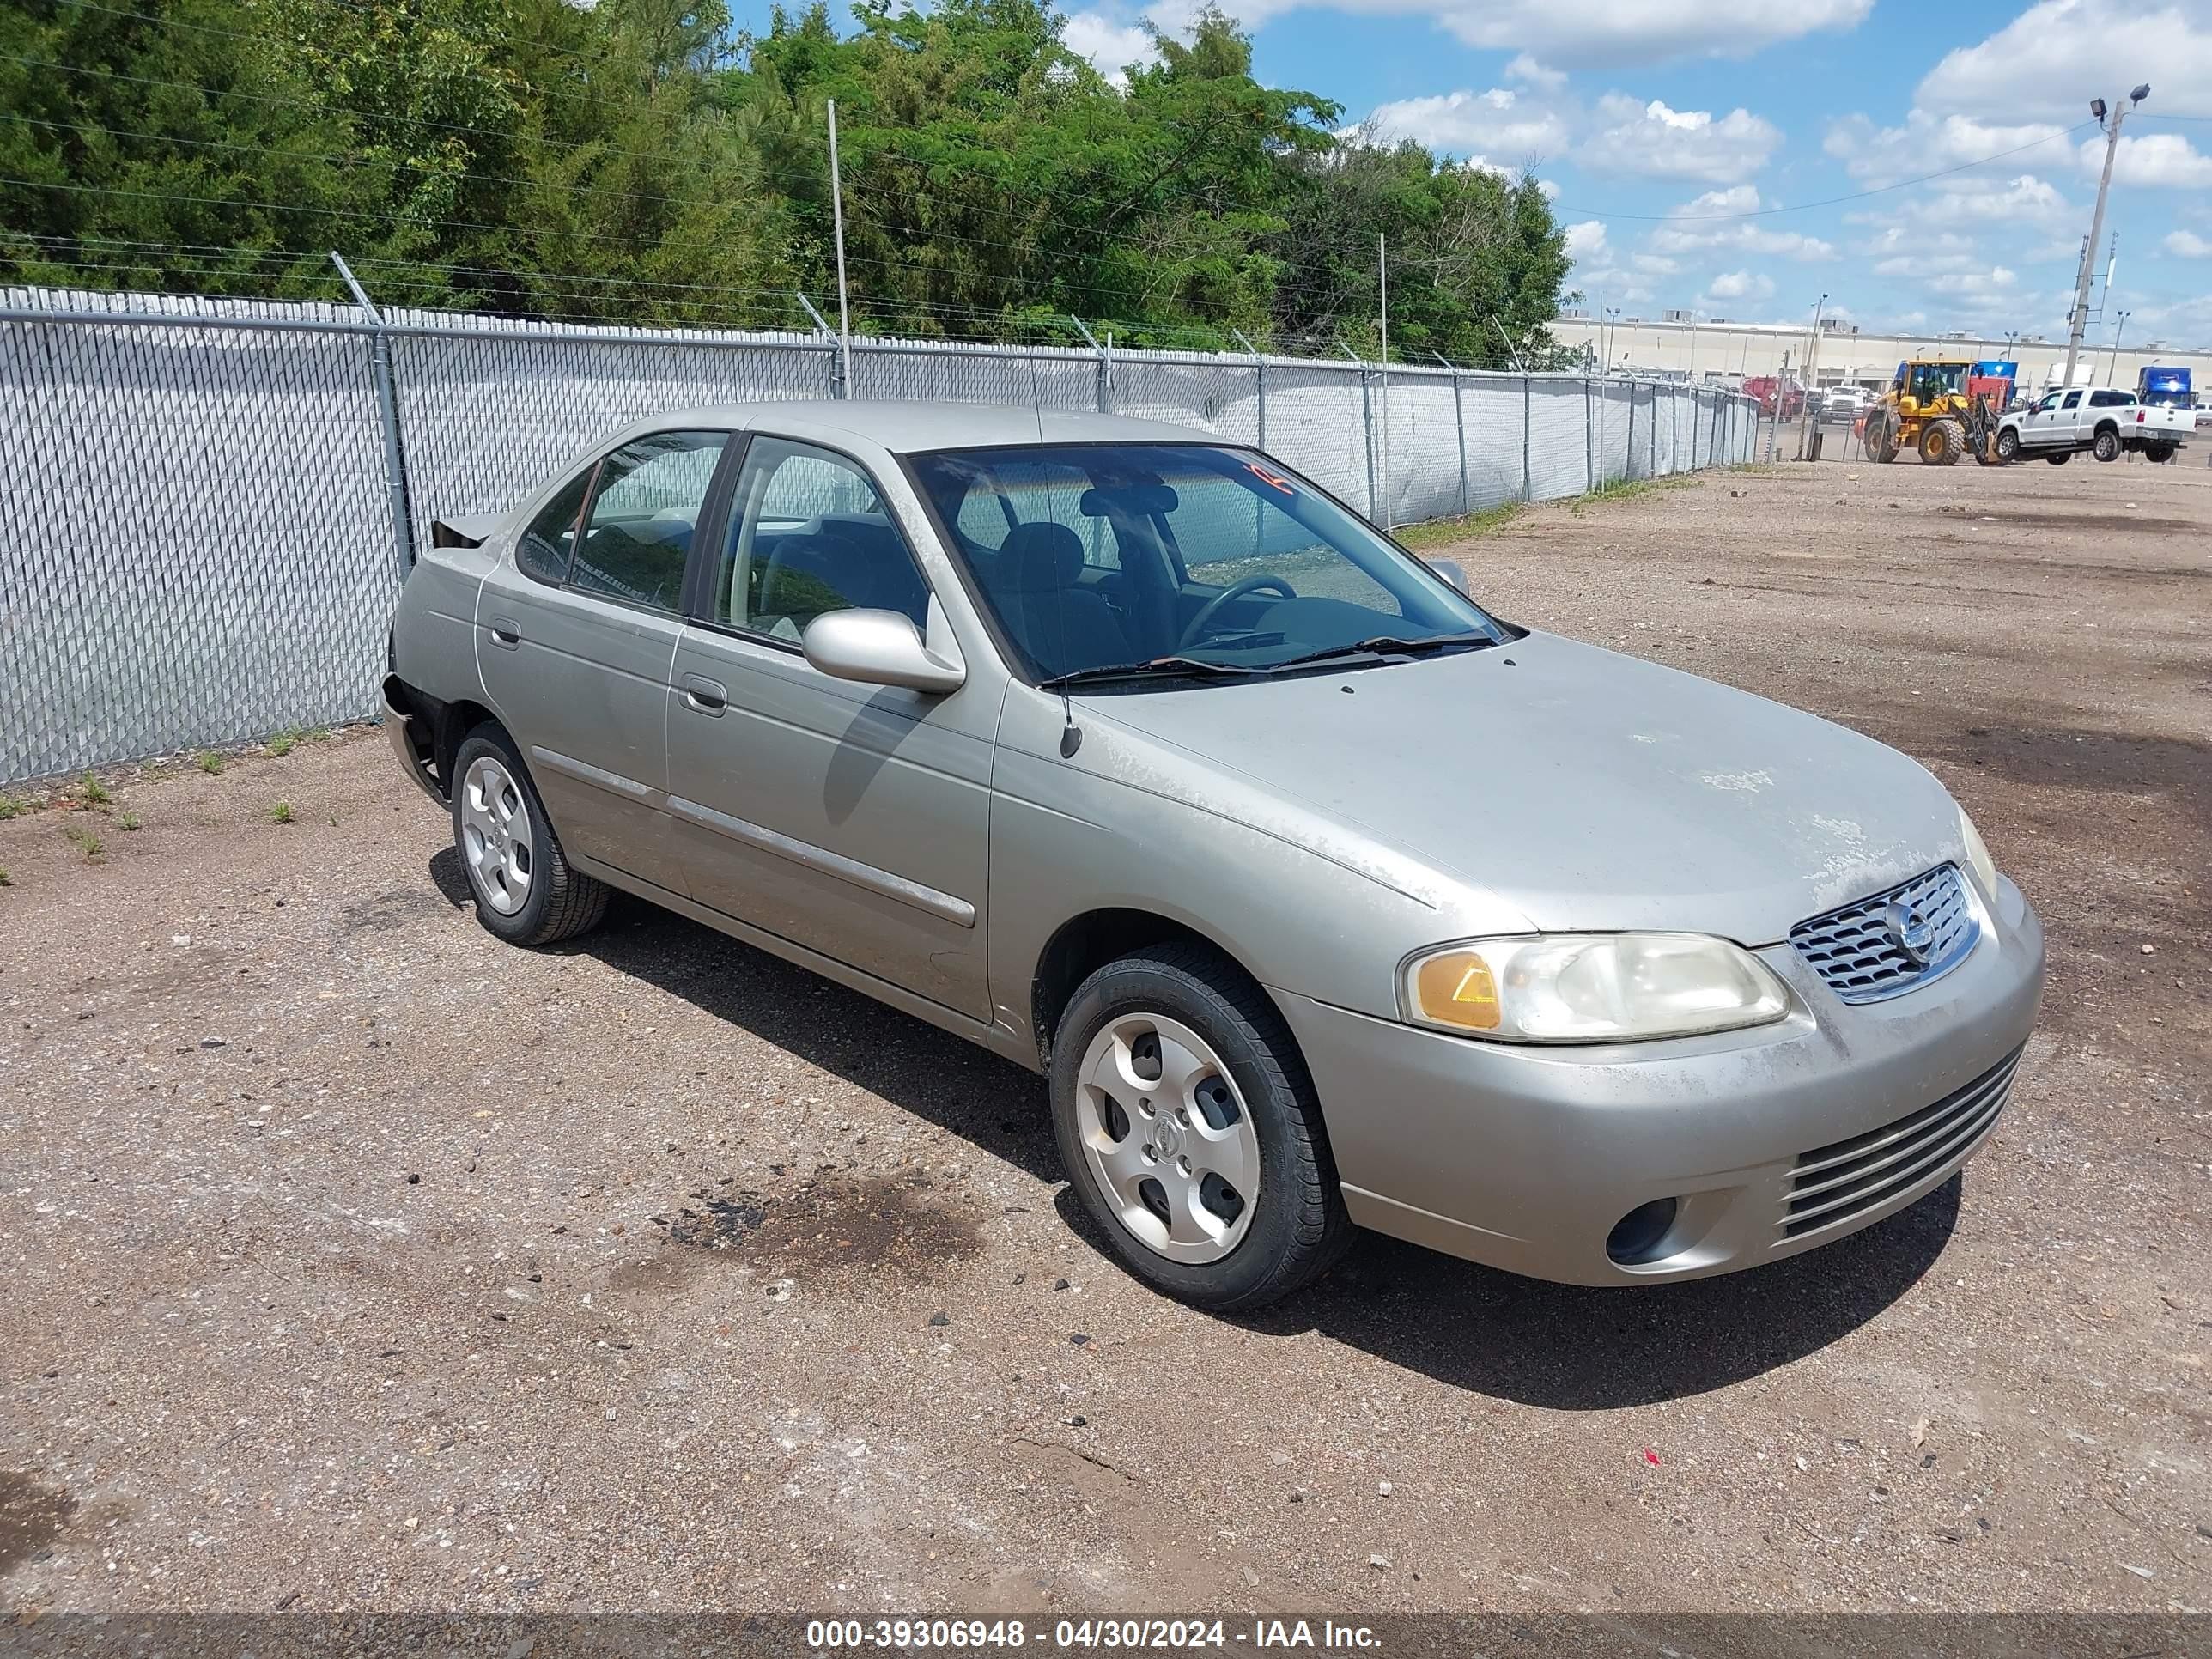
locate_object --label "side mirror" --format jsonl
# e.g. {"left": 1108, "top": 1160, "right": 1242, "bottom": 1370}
{"left": 802, "top": 609, "right": 966, "bottom": 695}
{"left": 1426, "top": 558, "right": 1470, "bottom": 595}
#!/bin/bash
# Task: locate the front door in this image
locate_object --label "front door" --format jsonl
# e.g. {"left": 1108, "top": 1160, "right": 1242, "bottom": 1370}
{"left": 476, "top": 428, "right": 731, "bottom": 895}
{"left": 665, "top": 435, "right": 996, "bottom": 1019}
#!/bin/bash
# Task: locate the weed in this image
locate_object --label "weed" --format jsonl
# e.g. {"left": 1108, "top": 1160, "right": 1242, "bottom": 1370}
{"left": 270, "top": 801, "right": 295, "bottom": 824}
{"left": 0, "top": 866, "right": 10, "bottom": 886}
{"left": 62, "top": 823, "right": 104, "bottom": 861}
{"left": 303, "top": 726, "right": 330, "bottom": 743}
{"left": 77, "top": 771, "right": 112, "bottom": 806}
{"left": 1392, "top": 501, "right": 1523, "bottom": 551}
{"left": 267, "top": 731, "right": 297, "bottom": 757}
{"left": 198, "top": 751, "right": 225, "bottom": 776}
{"left": 118, "top": 811, "right": 142, "bottom": 832}
{"left": 0, "top": 794, "right": 22, "bottom": 821}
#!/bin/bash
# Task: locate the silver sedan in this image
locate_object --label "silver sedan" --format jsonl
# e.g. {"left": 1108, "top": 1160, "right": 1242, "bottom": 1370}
{"left": 384, "top": 402, "right": 2044, "bottom": 1310}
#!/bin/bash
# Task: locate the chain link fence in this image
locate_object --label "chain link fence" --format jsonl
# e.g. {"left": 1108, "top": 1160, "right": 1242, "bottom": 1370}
{"left": 0, "top": 287, "right": 1758, "bottom": 784}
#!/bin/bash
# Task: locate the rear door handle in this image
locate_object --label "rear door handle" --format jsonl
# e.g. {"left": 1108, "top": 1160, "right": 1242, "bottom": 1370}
{"left": 681, "top": 674, "right": 728, "bottom": 715}
{"left": 488, "top": 616, "right": 521, "bottom": 649}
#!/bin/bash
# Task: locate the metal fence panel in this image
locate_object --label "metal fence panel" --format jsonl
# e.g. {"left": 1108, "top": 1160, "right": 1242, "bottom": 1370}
{"left": 0, "top": 288, "right": 1755, "bottom": 782}
{"left": 1, "top": 311, "right": 396, "bottom": 782}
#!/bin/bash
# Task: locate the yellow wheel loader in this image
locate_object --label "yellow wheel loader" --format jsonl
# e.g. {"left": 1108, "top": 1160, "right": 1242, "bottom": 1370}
{"left": 1860, "top": 359, "right": 2004, "bottom": 466}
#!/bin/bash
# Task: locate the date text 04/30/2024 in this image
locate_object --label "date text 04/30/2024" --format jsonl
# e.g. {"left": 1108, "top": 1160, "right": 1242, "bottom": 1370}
{"left": 804, "top": 1619, "right": 1382, "bottom": 1650}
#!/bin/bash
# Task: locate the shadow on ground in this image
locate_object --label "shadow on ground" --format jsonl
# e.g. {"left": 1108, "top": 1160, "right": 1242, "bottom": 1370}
{"left": 431, "top": 846, "right": 1960, "bottom": 1409}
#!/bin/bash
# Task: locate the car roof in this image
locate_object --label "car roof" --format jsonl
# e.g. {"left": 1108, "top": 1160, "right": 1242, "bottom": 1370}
{"left": 650, "top": 399, "right": 1208, "bottom": 453}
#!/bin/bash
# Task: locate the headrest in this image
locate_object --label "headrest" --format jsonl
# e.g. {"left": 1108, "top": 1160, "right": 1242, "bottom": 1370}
{"left": 1079, "top": 483, "right": 1179, "bottom": 518}
{"left": 999, "top": 521, "right": 1085, "bottom": 592}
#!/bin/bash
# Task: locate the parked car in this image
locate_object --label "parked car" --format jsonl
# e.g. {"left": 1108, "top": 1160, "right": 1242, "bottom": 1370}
{"left": 384, "top": 403, "right": 2045, "bottom": 1310}
{"left": 1996, "top": 386, "right": 2191, "bottom": 465}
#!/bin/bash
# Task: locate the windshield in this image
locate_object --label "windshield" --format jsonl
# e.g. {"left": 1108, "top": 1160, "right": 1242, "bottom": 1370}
{"left": 1910, "top": 364, "right": 1966, "bottom": 399}
{"left": 907, "top": 443, "right": 1508, "bottom": 684}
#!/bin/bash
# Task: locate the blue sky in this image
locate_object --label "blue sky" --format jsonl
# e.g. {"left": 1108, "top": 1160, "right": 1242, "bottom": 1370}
{"left": 740, "top": 0, "right": 2212, "bottom": 349}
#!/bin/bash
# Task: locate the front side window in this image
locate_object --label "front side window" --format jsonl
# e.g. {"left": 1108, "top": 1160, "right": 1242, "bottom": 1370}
{"left": 718, "top": 438, "right": 932, "bottom": 641}
{"left": 908, "top": 443, "right": 1506, "bottom": 684}
{"left": 568, "top": 430, "right": 727, "bottom": 611}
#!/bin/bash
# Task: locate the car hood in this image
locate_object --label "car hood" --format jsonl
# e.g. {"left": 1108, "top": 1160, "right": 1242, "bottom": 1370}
{"left": 1086, "top": 631, "right": 1966, "bottom": 945}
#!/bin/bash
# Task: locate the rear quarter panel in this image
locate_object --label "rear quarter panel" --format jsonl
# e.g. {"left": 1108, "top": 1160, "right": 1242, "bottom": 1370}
{"left": 391, "top": 541, "right": 497, "bottom": 709}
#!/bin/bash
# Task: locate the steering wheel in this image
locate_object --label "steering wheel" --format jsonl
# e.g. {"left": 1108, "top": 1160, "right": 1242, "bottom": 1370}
{"left": 1178, "top": 575, "right": 1297, "bottom": 650}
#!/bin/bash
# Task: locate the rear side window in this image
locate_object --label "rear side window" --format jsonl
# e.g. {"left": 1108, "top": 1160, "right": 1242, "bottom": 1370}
{"left": 569, "top": 430, "right": 728, "bottom": 611}
{"left": 718, "top": 438, "right": 932, "bottom": 641}
{"left": 519, "top": 469, "right": 594, "bottom": 585}
{"left": 2060, "top": 391, "right": 2082, "bottom": 410}
{"left": 2088, "top": 390, "right": 2129, "bottom": 409}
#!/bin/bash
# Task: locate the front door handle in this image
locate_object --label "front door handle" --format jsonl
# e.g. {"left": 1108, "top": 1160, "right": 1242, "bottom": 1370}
{"left": 681, "top": 674, "right": 728, "bottom": 716}
{"left": 488, "top": 616, "right": 521, "bottom": 649}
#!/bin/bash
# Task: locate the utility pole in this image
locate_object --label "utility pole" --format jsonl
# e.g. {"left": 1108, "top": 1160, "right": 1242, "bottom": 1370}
{"left": 826, "top": 99, "right": 853, "bottom": 398}
{"left": 2063, "top": 84, "right": 2148, "bottom": 390}
{"left": 2107, "top": 309, "right": 2130, "bottom": 383}
{"left": 1796, "top": 293, "right": 1827, "bottom": 460}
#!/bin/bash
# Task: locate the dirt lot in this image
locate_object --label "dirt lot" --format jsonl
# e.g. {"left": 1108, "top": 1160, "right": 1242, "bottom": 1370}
{"left": 3, "top": 452, "right": 2207, "bottom": 1620}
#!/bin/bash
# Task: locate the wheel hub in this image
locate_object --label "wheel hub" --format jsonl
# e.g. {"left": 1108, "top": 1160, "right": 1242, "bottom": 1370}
{"left": 1075, "top": 1012, "right": 1259, "bottom": 1265}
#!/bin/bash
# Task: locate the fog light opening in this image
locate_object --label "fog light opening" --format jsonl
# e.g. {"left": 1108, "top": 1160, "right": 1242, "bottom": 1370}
{"left": 1607, "top": 1197, "right": 1680, "bottom": 1267}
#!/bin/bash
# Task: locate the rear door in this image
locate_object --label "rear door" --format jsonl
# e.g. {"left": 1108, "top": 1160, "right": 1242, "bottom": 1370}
{"left": 2052, "top": 389, "right": 2085, "bottom": 444}
{"left": 476, "top": 428, "right": 732, "bottom": 894}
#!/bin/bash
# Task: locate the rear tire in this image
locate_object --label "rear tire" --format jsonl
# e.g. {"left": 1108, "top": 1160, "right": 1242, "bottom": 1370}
{"left": 2143, "top": 441, "right": 2176, "bottom": 464}
{"left": 1918, "top": 417, "right": 1965, "bottom": 465}
{"left": 2093, "top": 427, "right": 2122, "bottom": 463}
{"left": 1994, "top": 427, "right": 2021, "bottom": 464}
{"left": 451, "top": 724, "right": 609, "bottom": 947}
{"left": 1049, "top": 944, "right": 1352, "bottom": 1311}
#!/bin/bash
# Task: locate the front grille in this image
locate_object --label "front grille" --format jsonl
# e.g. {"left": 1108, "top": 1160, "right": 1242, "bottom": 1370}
{"left": 1790, "top": 863, "right": 1978, "bottom": 1004}
{"left": 1781, "top": 1047, "right": 2021, "bottom": 1239}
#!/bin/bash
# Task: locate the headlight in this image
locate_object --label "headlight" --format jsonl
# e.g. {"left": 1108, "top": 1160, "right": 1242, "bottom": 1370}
{"left": 1403, "top": 933, "right": 1790, "bottom": 1044}
{"left": 1958, "top": 808, "right": 1999, "bottom": 900}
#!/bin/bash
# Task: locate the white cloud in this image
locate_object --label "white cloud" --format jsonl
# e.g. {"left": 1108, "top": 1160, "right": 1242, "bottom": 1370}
{"left": 1150, "top": 0, "right": 1870, "bottom": 65}
{"left": 2090, "top": 131, "right": 2212, "bottom": 189}
{"left": 1363, "top": 86, "right": 1573, "bottom": 164}
{"left": 1823, "top": 110, "right": 2069, "bottom": 186}
{"left": 1649, "top": 186, "right": 1838, "bottom": 261}
{"left": 1704, "top": 270, "right": 1774, "bottom": 302}
{"left": 1632, "top": 252, "right": 1680, "bottom": 274}
{"left": 1564, "top": 220, "right": 1609, "bottom": 263}
{"left": 1879, "top": 173, "right": 2073, "bottom": 228}
{"left": 1062, "top": 9, "right": 1158, "bottom": 82}
{"left": 1581, "top": 94, "right": 1780, "bottom": 183}
{"left": 2166, "top": 229, "right": 2212, "bottom": 258}
{"left": 1917, "top": 0, "right": 2212, "bottom": 121}
{"left": 1505, "top": 52, "right": 1566, "bottom": 91}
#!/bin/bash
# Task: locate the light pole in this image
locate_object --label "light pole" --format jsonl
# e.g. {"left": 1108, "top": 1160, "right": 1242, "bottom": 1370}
{"left": 1605, "top": 307, "right": 1621, "bottom": 374}
{"left": 2107, "top": 309, "right": 2130, "bottom": 383}
{"left": 1797, "top": 292, "right": 1828, "bottom": 459}
{"left": 2063, "top": 83, "right": 2149, "bottom": 389}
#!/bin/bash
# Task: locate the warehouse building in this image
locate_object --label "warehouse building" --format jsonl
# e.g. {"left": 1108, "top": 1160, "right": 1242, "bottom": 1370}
{"left": 1550, "top": 313, "right": 2210, "bottom": 396}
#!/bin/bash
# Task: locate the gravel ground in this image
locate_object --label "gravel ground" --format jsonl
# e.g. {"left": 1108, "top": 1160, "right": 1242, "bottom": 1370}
{"left": 3, "top": 452, "right": 2207, "bottom": 1620}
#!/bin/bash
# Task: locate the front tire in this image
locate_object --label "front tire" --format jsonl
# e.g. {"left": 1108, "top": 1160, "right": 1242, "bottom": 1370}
{"left": 2093, "top": 427, "right": 2122, "bottom": 463}
{"left": 1918, "top": 416, "right": 1965, "bottom": 465}
{"left": 1995, "top": 427, "right": 2021, "bottom": 464}
{"left": 1049, "top": 945, "right": 1352, "bottom": 1310}
{"left": 451, "top": 724, "right": 609, "bottom": 946}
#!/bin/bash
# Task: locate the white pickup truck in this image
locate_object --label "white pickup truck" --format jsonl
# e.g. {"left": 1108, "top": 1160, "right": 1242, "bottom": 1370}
{"left": 1996, "top": 386, "right": 2191, "bottom": 465}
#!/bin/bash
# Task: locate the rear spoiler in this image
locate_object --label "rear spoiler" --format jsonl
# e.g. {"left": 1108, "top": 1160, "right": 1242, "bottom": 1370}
{"left": 430, "top": 512, "right": 503, "bottom": 550}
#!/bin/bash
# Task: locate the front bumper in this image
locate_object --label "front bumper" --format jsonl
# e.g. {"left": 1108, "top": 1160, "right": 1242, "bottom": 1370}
{"left": 1277, "top": 875, "right": 2045, "bottom": 1286}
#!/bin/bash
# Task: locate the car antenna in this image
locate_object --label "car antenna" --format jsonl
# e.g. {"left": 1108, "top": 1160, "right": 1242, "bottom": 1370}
{"left": 1059, "top": 684, "right": 1082, "bottom": 757}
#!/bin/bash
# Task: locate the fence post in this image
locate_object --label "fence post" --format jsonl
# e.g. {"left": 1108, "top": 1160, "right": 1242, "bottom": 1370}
{"left": 1234, "top": 330, "right": 1265, "bottom": 450}
{"left": 1068, "top": 315, "right": 1110, "bottom": 414}
{"left": 1435, "top": 354, "right": 1468, "bottom": 515}
{"left": 329, "top": 252, "right": 414, "bottom": 572}
{"left": 1650, "top": 385, "right": 1658, "bottom": 477}
{"left": 1522, "top": 374, "right": 1534, "bottom": 502}
{"left": 1583, "top": 375, "right": 1595, "bottom": 490}
{"left": 1626, "top": 379, "right": 1637, "bottom": 481}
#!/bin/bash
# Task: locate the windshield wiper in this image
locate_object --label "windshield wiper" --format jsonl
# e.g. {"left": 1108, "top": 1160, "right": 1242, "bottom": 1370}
{"left": 1265, "top": 631, "right": 1498, "bottom": 672}
{"left": 1037, "top": 655, "right": 1268, "bottom": 691}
